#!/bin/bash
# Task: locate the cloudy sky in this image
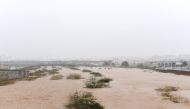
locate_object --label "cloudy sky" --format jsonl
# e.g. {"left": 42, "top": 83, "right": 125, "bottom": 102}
{"left": 0, "top": 0, "right": 190, "bottom": 60}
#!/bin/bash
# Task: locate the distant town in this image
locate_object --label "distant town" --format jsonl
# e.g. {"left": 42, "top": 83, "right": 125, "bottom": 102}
{"left": 1, "top": 55, "right": 190, "bottom": 72}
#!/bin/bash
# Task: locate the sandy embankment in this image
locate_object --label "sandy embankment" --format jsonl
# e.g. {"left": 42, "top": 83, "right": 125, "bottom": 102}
{"left": 0, "top": 68, "right": 190, "bottom": 109}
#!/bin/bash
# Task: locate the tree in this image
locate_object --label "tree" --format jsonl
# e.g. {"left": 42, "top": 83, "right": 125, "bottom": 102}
{"left": 121, "top": 61, "right": 129, "bottom": 67}
{"left": 181, "top": 61, "right": 188, "bottom": 67}
{"left": 103, "top": 60, "right": 112, "bottom": 66}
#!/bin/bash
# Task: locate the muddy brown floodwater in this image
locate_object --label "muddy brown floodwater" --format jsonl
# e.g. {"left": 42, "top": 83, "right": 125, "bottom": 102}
{"left": 0, "top": 67, "right": 190, "bottom": 109}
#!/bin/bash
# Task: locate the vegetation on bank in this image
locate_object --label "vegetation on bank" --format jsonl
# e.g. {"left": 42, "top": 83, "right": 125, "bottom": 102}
{"left": 21, "top": 68, "right": 60, "bottom": 81}
{"left": 21, "top": 76, "right": 39, "bottom": 81}
{"left": 0, "top": 80, "right": 16, "bottom": 86}
{"left": 21, "top": 70, "right": 47, "bottom": 81}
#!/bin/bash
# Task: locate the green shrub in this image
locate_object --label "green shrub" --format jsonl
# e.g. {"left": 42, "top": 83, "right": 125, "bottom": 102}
{"left": 50, "top": 74, "right": 63, "bottom": 80}
{"left": 65, "top": 91, "right": 104, "bottom": 109}
{"left": 67, "top": 74, "right": 82, "bottom": 79}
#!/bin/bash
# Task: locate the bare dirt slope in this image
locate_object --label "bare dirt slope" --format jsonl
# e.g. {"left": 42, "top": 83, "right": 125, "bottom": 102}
{"left": 0, "top": 68, "right": 190, "bottom": 109}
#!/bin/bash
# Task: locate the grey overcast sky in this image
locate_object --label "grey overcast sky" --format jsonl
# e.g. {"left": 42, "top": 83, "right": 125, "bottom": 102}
{"left": 0, "top": 0, "right": 190, "bottom": 60}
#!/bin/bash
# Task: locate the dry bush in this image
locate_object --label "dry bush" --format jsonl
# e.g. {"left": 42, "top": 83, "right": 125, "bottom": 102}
{"left": 161, "top": 92, "right": 171, "bottom": 98}
{"left": 98, "top": 77, "right": 112, "bottom": 83}
{"left": 50, "top": 74, "right": 64, "bottom": 80}
{"left": 65, "top": 91, "right": 104, "bottom": 109}
{"left": 85, "top": 77, "right": 111, "bottom": 88}
{"left": 31, "top": 73, "right": 47, "bottom": 78}
{"left": 82, "top": 69, "right": 92, "bottom": 73}
{"left": 156, "top": 86, "right": 179, "bottom": 92}
{"left": 21, "top": 76, "right": 39, "bottom": 81}
{"left": 90, "top": 72, "right": 102, "bottom": 77}
{"left": 70, "top": 67, "right": 80, "bottom": 70}
{"left": 156, "top": 86, "right": 189, "bottom": 103}
{"left": 48, "top": 69, "right": 59, "bottom": 75}
{"left": 161, "top": 92, "right": 189, "bottom": 103}
{"left": 67, "top": 74, "right": 82, "bottom": 80}
{"left": 85, "top": 77, "right": 105, "bottom": 88}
